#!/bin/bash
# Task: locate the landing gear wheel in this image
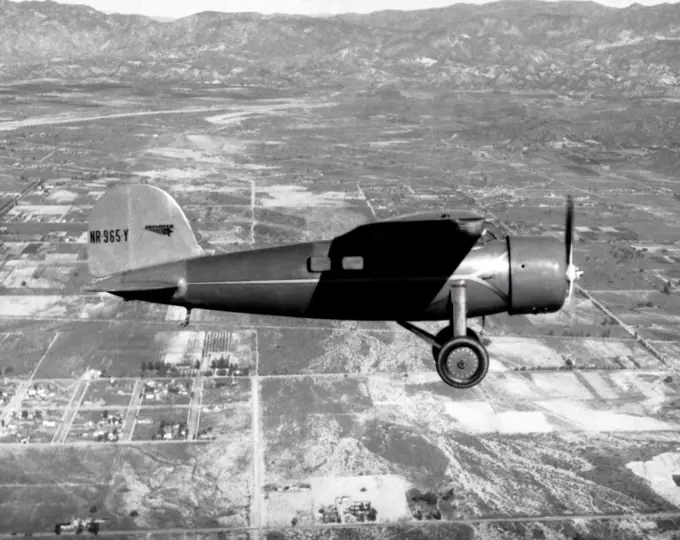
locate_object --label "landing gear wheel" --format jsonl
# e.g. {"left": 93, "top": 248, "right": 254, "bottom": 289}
{"left": 436, "top": 337, "right": 489, "bottom": 389}
{"left": 431, "top": 326, "right": 480, "bottom": 360}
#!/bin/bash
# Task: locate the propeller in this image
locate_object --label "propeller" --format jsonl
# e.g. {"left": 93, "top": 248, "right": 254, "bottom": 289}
{"left": 564, "top": 195, "right": 583, "bottom": 314}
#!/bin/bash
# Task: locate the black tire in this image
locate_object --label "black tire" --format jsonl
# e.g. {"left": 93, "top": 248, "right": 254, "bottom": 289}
{"left": 436, "top": 337, "right": 490, "bottom": 389}
{"left": 431, "top": 326, "right": 480, "bottom": 360}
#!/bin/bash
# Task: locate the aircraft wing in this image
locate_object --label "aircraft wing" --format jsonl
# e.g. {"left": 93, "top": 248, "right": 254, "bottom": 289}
{"left": 379, "top": 210, "right": 485, "bottom": 234}
{"left": 332, "top": 210, "right": 486, "bottom": 276}
{"left": 380, "top": 210, "right": 484, "bottom": 223}
{"left": 376, "top": 210, "right": 486, "bottom": 248}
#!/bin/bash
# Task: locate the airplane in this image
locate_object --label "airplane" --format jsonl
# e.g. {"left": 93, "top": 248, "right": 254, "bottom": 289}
{"left": 84, "top": 183, "right": 583, "bottom": 390}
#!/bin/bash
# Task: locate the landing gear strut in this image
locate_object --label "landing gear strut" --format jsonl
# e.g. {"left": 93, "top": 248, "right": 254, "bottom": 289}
{"left": 179, "top": 307, "right": 192, "bottom": 328}
{"left": 397, "top": 281, "right": 490, "bottom": 389}
{"left": 431, "top": 325, "right": 480, "bottom": 359}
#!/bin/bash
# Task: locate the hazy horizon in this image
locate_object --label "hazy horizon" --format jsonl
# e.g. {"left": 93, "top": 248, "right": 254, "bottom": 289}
{"left": 9, "top": 0, "right": 680, "bottom": 20}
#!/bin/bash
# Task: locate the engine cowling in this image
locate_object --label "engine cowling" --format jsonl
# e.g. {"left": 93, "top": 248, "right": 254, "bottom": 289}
{"left": 506, "top": 235, "right": 567, "bottom": 315}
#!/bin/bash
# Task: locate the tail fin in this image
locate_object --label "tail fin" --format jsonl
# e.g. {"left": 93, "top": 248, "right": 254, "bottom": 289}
{"left": 87, "top": 183, "right": 204, "bottom": 278}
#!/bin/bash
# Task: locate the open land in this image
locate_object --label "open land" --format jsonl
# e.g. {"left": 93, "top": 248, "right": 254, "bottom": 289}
{"left": 0, "top": 83, "right": 680, "bottom": 540}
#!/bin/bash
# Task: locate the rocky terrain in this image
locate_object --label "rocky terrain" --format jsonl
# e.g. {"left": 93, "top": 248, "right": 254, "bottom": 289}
{"left": 1, "top": 0, "right": 680, "bottom": 95}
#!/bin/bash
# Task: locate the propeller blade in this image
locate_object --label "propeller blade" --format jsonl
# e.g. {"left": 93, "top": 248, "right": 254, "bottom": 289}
{"left": 565, "top": 194, "right": 574, "bottom": 266}
{"left": 564, "top": 195, "right": 582, "bottom": 313}
{"left": 565, "top": 293, "right": 575, "bottom": 320}
{"left": 567, "top": 278, "right": 575, "bottom": 306}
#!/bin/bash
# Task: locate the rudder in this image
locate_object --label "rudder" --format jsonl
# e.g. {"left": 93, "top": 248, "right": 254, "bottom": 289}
{"left": 87, "top": 183, "right": 204, "bottom": 278}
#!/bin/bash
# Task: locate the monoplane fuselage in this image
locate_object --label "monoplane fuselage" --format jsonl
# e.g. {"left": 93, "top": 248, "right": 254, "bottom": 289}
{"left": 85, "top": 183, "right": 582, "bottom": 389}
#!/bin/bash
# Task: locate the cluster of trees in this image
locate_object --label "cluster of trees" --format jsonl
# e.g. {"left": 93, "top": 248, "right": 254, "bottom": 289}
{"left": 140, "top": 360, "right": 176, "bottom": 375}
{"left": 139, "top": 360, "right": 248, "bottom": 378}
{"left": 407, "top": 487, "right": 458, "bottom": 521}
{"left": 609, "top": 245, "right": 643, "bottom": 264}
{"left": 514, "top": 361, "right": 627, "bottom": 372}
{"left": 210, "top": 357, "right": 232, "bottom": 370}
{"left": 546, "top": 328, "right": 613, "bottom": 337}
{"left": 140, "top": 360, "right": 203, "bottom": 373}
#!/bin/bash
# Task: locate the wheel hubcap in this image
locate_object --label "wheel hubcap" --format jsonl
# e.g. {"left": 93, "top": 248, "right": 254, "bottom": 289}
{"left": 446, "top": 348, "right": 479, "bottom": 381}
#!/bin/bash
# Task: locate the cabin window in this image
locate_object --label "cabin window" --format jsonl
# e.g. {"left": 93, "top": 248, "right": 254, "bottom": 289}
{"left": 341, "top": 256, "right": 364, "bottom": 271}
{"left": 308, "top": 256, "right": 331, "bottom": 273}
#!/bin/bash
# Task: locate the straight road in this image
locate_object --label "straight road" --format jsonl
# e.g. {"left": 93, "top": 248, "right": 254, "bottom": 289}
{"left": 120, "top": 379, "right": 145, "bottom": 442}
{"left": 1, "top": 510, "right": 679, "bottom": 538}
{"left": 186, "top": 377, "right": 205, "bottom": 440}
{"left": 51, "top": 380, "right": 90, "bottom": 444}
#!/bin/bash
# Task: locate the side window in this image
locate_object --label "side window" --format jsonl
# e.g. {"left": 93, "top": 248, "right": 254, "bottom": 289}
{"left": 308, "top": 256, "right": 331, "bottom": 273}
{"left": 341, "top": 256, "right": 364, "bottom": 271}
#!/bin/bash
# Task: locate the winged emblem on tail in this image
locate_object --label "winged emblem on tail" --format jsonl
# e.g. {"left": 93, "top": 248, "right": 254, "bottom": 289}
{"left": 144, "top": 224, "right": 174, "bottom": 237}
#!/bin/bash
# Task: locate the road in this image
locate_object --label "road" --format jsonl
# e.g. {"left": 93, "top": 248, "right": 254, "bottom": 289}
{"left": 1, "top": 510, "right": 679, "bottom": 538}
{"left": 250, "top": 379, "right": 263, "bottom": 539}
{"left": 0, "top": 105, "right": 235, "bottom": 131}
{"left": 0, "top": 381, "right": 29, "bottom": 426}
{"left": 51, "top": 379, "right": 90, "bottom": 444}
{"left": 186, "top": 377, "right": 205, "bottom": 440}
{"left": 5, "top": 365, "right": 669, "bottom": 390}
{"left": 578, "top": 286, "right": 674, "bottom": 371}
{"left": 120, "top": 379, "right": 145, "bottom": 442}
{"left": 0, "top": 100, "right": 326, "bottom": 132}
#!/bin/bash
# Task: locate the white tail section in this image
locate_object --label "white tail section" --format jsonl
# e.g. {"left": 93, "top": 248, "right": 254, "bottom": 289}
{"left": 87, "top": 183, "right": 204, "bottom": 278}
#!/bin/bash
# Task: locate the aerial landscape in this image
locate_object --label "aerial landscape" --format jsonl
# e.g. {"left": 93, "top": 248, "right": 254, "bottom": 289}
{"left": 1, "top": 0, "right": 680, "bottom": 538}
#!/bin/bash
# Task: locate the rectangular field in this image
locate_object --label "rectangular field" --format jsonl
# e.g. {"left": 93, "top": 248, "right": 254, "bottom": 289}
{"left": 0, "top": 409, "right": 62, "bottom": 444}
{"left": 196, "top": 406, "right": 251, "bottom": 442}
{"left": 256, "top": 325, "right": 424, "bottom": 376}
{"left": 131, "top": 406, "right": 191, "bottom": 442}
{"left": 64, "top": 407, "right": 127, "bottom": 443}
{"left": 201, "top": 377, "right": 251, "bottom": 406}
{"left": 141, "top": 379, "right": 193, "bottom": 406}
{"left": 82, "top": 379, "right": 138, "bottom": 408}
{"left": 591, "top": 290, "right": 680, "bottom": 340}
{"left": 20, "top": 380, "right": 79, "bottom": 409}
{"left": 487, "top": 335, "right": 663, "bottom": 370}
{"left": 0, "top": 261, "right": 79, "bottom": 291}
{"left": 264, "top": 474, "right": 409, "bottom": 528}
{"left": 262, "top": 377, "right": 374, "bottom": 417}
{"left": 34, "top": 326, "right": 213, "bottom": 378}
{"left": 0, "top": 443, "right": 250, "bottom": 532}
{"left": 0, "top": 294, "right": 85, "bottom": 319}
{"left": 0, "top": 331, "right": 58, "bottom": 377}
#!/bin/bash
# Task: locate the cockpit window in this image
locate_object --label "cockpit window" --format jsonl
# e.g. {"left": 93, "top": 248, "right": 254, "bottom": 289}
{"left": 341, "top": 256, "right": 364, "bottom": 271}
{"left": 308, "top": 255, "right": 364, "bottom": 272}
{"left": 308, "top": 256, "right": 331, "bottom": 272}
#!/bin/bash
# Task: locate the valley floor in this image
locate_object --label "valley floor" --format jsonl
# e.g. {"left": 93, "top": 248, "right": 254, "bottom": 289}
{"left": 0, "top": 84, "right": 679, "bottom": 540}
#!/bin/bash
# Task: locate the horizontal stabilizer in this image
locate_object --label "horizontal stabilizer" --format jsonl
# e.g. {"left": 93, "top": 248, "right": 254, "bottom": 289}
{"left": 83, "top": 277, "right": 178, "bottom": 294}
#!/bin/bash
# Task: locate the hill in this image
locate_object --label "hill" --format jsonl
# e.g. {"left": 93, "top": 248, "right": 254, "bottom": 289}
{"left": 1, "top": 0, "right": 680, "bottom": 94}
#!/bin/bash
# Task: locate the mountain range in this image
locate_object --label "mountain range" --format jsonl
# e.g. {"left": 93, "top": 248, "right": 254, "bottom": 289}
{"left": 1, "top": 0, "right": 680, "bottom": 95}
